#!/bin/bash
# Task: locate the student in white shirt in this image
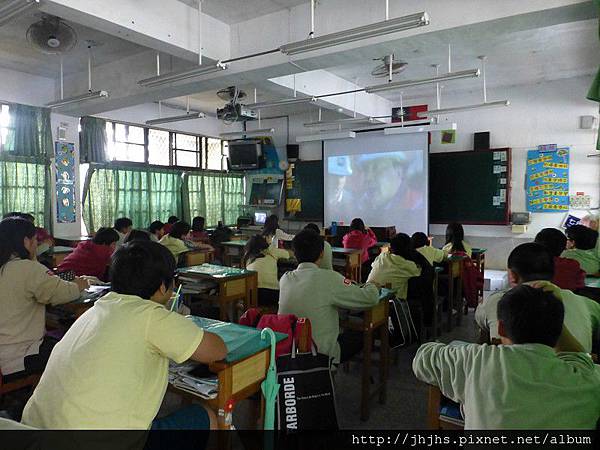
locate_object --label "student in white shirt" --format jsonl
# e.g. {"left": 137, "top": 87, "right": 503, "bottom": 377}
{"left": 244, "top": 234, "right": 290, "bottom": 308}
{"left": 442, "top": 222, "right": 472, "bottom": 257}
{"left": 414, "top": 284, "right": 600, "bottom": 429}
{"left": 262, "top": 214, "right": 294, "bottom": 250}
{"left": 22, "top": 241, "right": 227, "bottom": 430}
{"left": 475, "top": 242, "right": 600, "bottom": 352}
{"left": 278, "top": 230, "right": 380, "bottom": 364}
{"left": 304, "top": 223, "right": 333, "bottom": 270}
{"left": 411, "top": 232, "right": 446, "bottom": 266}
{"left": 113, "top": 217, "right": 133, "bottom": 248}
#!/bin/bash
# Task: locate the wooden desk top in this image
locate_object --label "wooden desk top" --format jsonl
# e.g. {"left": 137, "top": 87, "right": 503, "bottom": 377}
{"left": 55, "top": 235, "right": 91, "bottom": 242}
{"left": 472, "top": 248, "right": 487, "bottom": 255}
{"left": 46, "top": 246, "right": 74, "bottom": 254}
{"left": 331, "top": 247, "right": 362, "bottom": 255}
{"left": 221, "top": 240, "right": 247, "bottom": 247}
{"left": 178, "top": 263, "right": 256, "bottom": 280}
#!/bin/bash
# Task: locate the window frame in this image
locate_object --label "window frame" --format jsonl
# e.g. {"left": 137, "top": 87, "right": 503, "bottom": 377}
{"left": 103, "top": 119, "right": 227, "bottom": 172}
{"left": 0, "top": 104, "right": 15, "bottom": 153}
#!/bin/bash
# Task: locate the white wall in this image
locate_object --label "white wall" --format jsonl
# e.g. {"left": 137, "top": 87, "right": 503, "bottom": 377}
{"left": 292, "top": 75, "right": 600, "bottom": 268}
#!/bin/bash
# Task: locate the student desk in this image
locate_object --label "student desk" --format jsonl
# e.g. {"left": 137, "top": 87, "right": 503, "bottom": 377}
{"left": 339, "top": 289, "right": 394, "bottom": 421}
{"left": 331, "top": 247, "right": 362, "bottom": 283}
{"left": 169, "top": 317, "right": 287, "bottom": 431}
{"left": 177, "top": 264, "right": 258, "bottom": 322}
{"left": 471, "top": 248, "right": 487, "bottom": 305}
{"left": 183, "top": 248, "right": 215, "bottom": 267}
{"left": 44, "top": 246, "right": 73, "bottom": 267}
{"left": 54, "top": 235, "right": 91, "bottom": 247}
{"left": 220, "top": 240, "right": 247, "bottom": 267}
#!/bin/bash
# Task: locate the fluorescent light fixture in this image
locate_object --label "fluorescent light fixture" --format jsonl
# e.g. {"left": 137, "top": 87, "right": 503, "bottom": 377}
{"left": 146, "top": 112, "right": 206, "bottom": 126}
{"left": 138, "top": 62, "right": 228, "bottom": 88}
{"left": 46, "top": 90, "right": 109, "bottom": 109}
{"left": 296, "top": 130, "right": 356, "bottom": 143}
{"left": 245, "top": 97, "right": 317, "bottom": 109}
{"left": 417, "top": 100, "right": 510, "bottom": 117}
{"left": 220, "top": 128, "right": 275, "bottom": 139}
{"left": 304, "top": 117, "right": 376, "bottom": 128}
{"left": 280, "top": 12, "right": 429, "bottom": 55}
{"left": 0, "top": 0, "right": 39, "bottom": 26}
{"left": 384, "top": 122, "right": 457, "bottom": 135}
{"left": 365, "top": 69, "right": 480, "bottom": 94}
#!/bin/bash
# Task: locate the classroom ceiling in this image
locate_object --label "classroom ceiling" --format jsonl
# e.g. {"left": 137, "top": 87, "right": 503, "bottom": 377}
{"left": 326, "top": 19, "right": 600, "bottom": 102}
{"left": 0, "top": 8, "right": 149, "bottom": 78}
{"left": 176, "top": 0, "right": 309, "bottom": 25}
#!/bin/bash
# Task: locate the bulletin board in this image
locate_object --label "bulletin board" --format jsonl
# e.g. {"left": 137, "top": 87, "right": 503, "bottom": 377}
{"left": 429, "top": 148, "right": 511, "bottom": 224}
{"left": 526, "top": 146, "right": 570, "bottom": 213}
{"left": 284, "top": 160, "right": 324, "bottom": 221}
{"left": 55, "top": 142, "right": 76, "bottom": 223}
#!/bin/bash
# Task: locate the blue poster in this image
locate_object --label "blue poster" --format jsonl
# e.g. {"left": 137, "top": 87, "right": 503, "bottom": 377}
{"left": 55, "top": 142, "right": 76, "bottom": 223}
{"left": 526, "top": 146, "right": 569, "bottom": 213}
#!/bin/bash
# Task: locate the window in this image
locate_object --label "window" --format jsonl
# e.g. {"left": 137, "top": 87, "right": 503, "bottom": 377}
{"left": 0, "top": 104, "right": 12, "bottom": 152}
{"left": 103, "top": 120, "right": 227, "bottom": 170}
{"left": 106, "top": 123, "right": 146, "bottom": 162}
{"left": 0, "top": 160, "right": 47, "bottom": 226}
{"left": 148, "top": 129, "right": 170, "bottom": 166}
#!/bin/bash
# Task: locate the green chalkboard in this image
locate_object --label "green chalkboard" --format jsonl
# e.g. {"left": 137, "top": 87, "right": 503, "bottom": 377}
{"left": 284, "top": 160, "right": 324, "bottom": 220}
{"left": 429, "top": 148, "right": 511, "bottom": 225}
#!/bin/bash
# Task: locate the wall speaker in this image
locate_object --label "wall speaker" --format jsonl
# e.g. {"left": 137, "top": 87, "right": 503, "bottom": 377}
{"left": 474, "top": 131, "right": 490, "bottom": 150}
{"left": 286, "top": 144, "right": 299, "bottom": 160}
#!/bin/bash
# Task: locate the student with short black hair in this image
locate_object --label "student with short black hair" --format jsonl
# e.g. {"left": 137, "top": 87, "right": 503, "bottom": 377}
{"left": 0, "top": 217, "right": 87, "bottom": 383}
{"left": 535, "top": 227, "right": 585, "bottom": 290}
{"left": 411, "top": 231, "right": 445, "bottom": 266}
{"left": 562, "top": 224, "right": 600, "bottom": 275}
{"left": 442, "top": 222, "right": 472, "bottom": 257}
{"left": 303, "top": 223, "right": 333, "bottom": 270}
{"left": 159, "top": 221, "right": 213, "bottom": 260}
{"left": 367, "top": 233, "right": 421, "bottom": 299}
{"left": 23, "top": 241, "right": 226, "bottom": 430}
{"left": 148, "top": 220, "right": 165, "bottom": 242}
{"left": 475, "top": 242, "right": 600, "bottom": 352}
{"left": 57, "top": 227, "right": 119, "bottom": 280}
{"left": 243, "top": 234, "right": 289, "bottom": 308}
{"left": 163, "top": 215, "right": 179, "bottom": 235}
{"left": 279, "top": 230, "right": 380, "bottom": 363}
{"left": 190, "top": 216, "right": 210, "bottom": 243}
{"left": 113, "top": 217, "right": 133, "bottom": 247}
{"left": 123, "top": 229, "right": 151, "bottom": 244}
{"left": 414, "top": 284, "right": 600, "bottom": 429}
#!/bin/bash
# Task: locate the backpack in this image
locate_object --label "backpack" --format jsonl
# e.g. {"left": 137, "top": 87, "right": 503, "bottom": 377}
{"left": 239, "top": 308, "right": 313, "bottom": 357}
{"left": 451, "top": 251, "right": 484, "bottom": 308}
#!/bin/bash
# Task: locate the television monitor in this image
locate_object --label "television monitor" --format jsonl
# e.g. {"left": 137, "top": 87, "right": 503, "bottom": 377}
{"left": 254, "top": 211, "right": 267, "bottom": 225}
{"left": 228, "top": 140, "right": 261, "bottom": 170}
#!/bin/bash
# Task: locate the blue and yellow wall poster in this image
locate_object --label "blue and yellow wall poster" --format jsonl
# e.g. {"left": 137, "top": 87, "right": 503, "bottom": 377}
{"left": 55, "top": 142, "right": 76, "bottom": 223}
{"left": 526, "top": 146, "right": 569, "bottom": 213}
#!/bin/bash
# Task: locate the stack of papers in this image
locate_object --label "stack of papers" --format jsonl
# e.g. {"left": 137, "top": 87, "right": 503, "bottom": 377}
{"left": 177, "top": 276, "right": 218, "bottom": 295}
{"left": 168, "top": 362, "right": 218, "bottom": 399}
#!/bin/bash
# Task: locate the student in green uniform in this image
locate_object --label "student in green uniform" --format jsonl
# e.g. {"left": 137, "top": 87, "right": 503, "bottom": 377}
{"left": 278, "top": 229, "right": 380, "bottom": 364}
{"left": 22, "top": 241, "right": 227, "bottom": 430}
{"left": 414, "top": 284, "right": 600, "bottom": 429}
{"left": 561, "top": 224, "right": 600, "bottom": 275}
{"left": 411, "top": 232, "right": 446, "bottom": 266}
{"left": 476, "top": 242, "right": 600, "bottom": 352}
{"left": 303, "top": 223, "right": 333, "bottom": 270}
{"left": 243, "top": 234, "right": 289, "bottom": 308}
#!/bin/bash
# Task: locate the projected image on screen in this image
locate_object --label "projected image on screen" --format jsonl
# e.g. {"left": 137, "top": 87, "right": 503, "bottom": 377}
{"left": 327, "top": 150, "right": 424, "bottom": 220}
{"left": 324, "top": 133, "right": 428, "bottom": 234}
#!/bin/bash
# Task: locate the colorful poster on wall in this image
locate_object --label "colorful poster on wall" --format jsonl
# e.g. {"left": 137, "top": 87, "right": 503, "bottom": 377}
{"left": 55, "top": 142, "right": 76, "bottom": 223}
{"left": 526, "top": 146, "right": 569, "bottom": 213}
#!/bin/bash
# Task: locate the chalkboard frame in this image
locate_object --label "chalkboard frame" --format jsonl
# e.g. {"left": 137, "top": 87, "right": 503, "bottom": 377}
{"left": 429, "top": 148, "right": 512, "bottom": 225}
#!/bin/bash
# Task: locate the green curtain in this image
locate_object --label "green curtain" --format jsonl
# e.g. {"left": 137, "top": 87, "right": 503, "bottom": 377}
{"left": 0, "top": 157, "right": 48, "bottom": 228}
{"left": 80, "top": 116, "right": 108, "bottom": 163}
{"left": 5, "top": 104, "right": 53, "bottom": 157}
{"left": 83, "top": 165, "right": 182, "bottom": 232}
{"left": 588, "top": 0, "right": 600, "bottom": 149}
{"left": 184, "top": 172, "right": 244, "bottom": 227}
